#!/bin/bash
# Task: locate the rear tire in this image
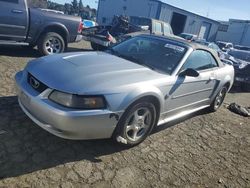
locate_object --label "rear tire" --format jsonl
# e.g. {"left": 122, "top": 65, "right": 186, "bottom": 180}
{"left": 209, "top": 86, "right": 228, "bottom": 112}
{"left": 38, "top": 32, "right": 65, "bottom": 55}
{"left": 113, "top": 99, "right": 157, "bottom": 147}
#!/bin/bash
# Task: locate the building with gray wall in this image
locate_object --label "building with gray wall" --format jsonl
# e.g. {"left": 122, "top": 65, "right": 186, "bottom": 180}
{"left": 216, "top": 19, "right": 250, "bottom": 47}
{"left": 97, "top": 0, "right": 220, "bottom": 41}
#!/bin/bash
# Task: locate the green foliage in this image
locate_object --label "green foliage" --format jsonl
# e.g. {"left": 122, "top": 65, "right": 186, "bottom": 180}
{"left": 27, "top": 0, "right": 96, "bottom": 19}
{"left": 71, "top": 0, "right": 79, "bottom": 14}
{"left": 79, "top": 0, "right": 84, "bottom": 11}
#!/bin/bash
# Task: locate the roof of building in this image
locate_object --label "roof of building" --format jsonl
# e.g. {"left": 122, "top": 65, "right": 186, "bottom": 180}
{"left": 150, "top": 0, "right": 220, "bottom": 24}
{"left": 229, "top": 19, "right": 250, "bottom": 23}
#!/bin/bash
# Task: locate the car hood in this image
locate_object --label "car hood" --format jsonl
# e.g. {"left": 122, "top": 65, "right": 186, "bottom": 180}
{"left": 26, "top": 52, "right": 166, "bottom": 94}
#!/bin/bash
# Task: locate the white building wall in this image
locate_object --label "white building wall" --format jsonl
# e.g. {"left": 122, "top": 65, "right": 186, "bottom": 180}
{"left": 216, "top": 21, "right": 250, "bottom": 46}
{"left": 97, "top": 0, "right": 219, "bottom": 41}
{"left": 159, "top": 4, "right": 219, "bottom": 41}
{"left": 97, "top": 0, "right": 159, "bottom": 25}
{"left": 242, "top": 25, "right": 250, "bottom": 46}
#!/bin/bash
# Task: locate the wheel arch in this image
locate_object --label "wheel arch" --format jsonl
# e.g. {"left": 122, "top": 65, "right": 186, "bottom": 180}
{"left": 118, "top": 89, "right": 165, "bottom": 123}
{"left": 35, "top": 23, "right": 69, "bottom": 46}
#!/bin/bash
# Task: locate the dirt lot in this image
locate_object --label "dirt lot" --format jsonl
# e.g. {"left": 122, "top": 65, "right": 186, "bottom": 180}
{"left": 0, "top": 41, "right": 249, "bottom": 188}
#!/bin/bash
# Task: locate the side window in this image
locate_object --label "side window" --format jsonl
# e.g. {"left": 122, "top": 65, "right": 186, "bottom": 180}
{"left": 209, "top": 53, "right": 219, "bottom": 68}
{"left": 154, "top": 22, "right": 162, "bottom": 34}
{"left": 182, "top": 50, "right": 218, "bottom": 71}
{"left": 163, "top": 24, "right": 172, "bottom": 35}
{"left": 0, "top": 0, "right": 18, "bottom": 3}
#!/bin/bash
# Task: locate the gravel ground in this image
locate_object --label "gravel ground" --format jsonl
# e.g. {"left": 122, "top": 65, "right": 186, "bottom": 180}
{"left": 0, "top": 41, "right": 249, "bottom": 188}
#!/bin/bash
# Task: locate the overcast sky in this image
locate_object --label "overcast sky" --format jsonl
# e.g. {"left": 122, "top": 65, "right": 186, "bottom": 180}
{"left": 55, "top": 0, "right": 250, "bottom": 21}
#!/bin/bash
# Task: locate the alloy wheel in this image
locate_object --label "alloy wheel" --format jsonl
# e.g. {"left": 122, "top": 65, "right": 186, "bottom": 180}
{"left": 125, "top": 107, "right": 152, "bottom": 142}
{"left": 45, "top": 37, "right": 62, "bottom": 54}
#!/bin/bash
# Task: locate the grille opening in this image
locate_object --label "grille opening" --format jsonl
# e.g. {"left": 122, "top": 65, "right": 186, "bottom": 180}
{"left": 27, "top": 73, "right": 48, "bottom": 93}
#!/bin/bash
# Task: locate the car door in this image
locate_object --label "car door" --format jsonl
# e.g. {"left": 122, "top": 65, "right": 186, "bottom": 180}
{"left": 0, "top": 0, "right": 28, "bottom": 41}
{"left": 164, "top": 50, "right": 219, "bottom": 116}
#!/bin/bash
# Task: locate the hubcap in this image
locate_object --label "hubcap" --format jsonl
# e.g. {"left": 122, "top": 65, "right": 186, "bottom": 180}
{"left": 214, "top": 88, "right": 227, "bottom": 109}
{"left": 125, "top": 107, "right": 152, "bottom": 142}
{"left": 45, "top": 37, "right": 62, "bottom": 54}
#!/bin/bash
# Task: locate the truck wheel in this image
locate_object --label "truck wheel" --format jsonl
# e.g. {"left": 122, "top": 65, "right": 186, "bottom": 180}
{"left": 91, "top": 42, "right": 105, "bottom": 51}
{"left": 38, "top": 32, "right": 65, "bottom": 55}
{"left": 113, "top": 99, "right": 157, "bottom": 146}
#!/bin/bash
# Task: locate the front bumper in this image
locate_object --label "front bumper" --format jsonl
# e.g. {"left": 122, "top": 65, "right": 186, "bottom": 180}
{"left": 15, "top": 71, "right": 121, "bottom": 140}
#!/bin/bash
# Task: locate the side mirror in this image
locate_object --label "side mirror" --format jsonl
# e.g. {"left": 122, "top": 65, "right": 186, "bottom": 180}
{"left": 179, "top": 68, "right": 199, "bottom": 77}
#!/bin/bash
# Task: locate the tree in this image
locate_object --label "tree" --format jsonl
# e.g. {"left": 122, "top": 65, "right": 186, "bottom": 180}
{"left": 64, "top": 3, "right": 72, "bottom": 14}
{"left": 79, "top": 0, "right": 84, "bottom": 12}
{"left": 71, "top": 0, "right": 79, "bottom": 14}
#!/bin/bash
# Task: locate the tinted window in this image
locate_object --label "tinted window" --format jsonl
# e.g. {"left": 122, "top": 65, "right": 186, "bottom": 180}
{"left": 109, "top": 36, "right": 187, "bottom": 74}
{"left": 182, "top": 50, "right": 218, "bottom": 71}
{"left": 228, "top": 50, "right": 250, "bottom": 62}
{"left": 154, "top": 22, "right": 162, "bottom": 34}
{"left": 0, "top": 0, "right": 18, "bottom": 3}
{"left": 163, "top": 24, "right": 172, "bottom": 35}
{"left": 130, "top": 17, "right": 151, "bottom": 26}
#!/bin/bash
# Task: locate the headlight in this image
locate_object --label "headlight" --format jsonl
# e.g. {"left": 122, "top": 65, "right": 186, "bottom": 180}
{"left": 49, "top": 90, "right": 106, "bottom": 109}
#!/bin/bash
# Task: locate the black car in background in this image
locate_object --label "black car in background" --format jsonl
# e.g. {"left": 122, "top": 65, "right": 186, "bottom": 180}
{"left": 227, "top": 49, "right": 250, "bottom": 91}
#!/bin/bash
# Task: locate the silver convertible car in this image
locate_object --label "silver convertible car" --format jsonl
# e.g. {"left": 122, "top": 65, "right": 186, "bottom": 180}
{"left": 15, "top": 35, "right": 234, "bottom": 146}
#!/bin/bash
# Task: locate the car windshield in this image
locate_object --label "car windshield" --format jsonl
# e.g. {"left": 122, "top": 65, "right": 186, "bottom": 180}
{"left": 228, "top": 50, "right": 250, "bottom": 62}
{"left": 208, "top": 43, "right": 221, "bottom": 52}
{"left": 179, "top": 34, "right": 193, "bottom": 40}
{"left": 107, "top": 36, "right": 187, "bottom": 74}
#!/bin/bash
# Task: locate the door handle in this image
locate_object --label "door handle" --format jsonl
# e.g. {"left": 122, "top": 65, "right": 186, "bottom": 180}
{"left": 12, "top": 9, "right": 23, "bottom": 14}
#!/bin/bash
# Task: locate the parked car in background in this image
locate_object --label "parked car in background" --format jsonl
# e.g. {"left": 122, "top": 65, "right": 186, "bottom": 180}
{"left": 15, "top": 34, "right": 234, "bottom": 146}
{"left": 0, "top": 0, "right": 82, "bottom": 55}
{"left": 82, "top": 19, "right": 97, "bottom": 28}
{"left": 234, "top": 45, "right": 250, "bottom": 51}
{"left": 226, "top": 49, "right": 250, "bottom": 91}
{"left": 216, "top": 41, "right": 233, "bottom": 52}
{"left": 178, "top": 33, "right": 198, "bottom": 41}
{"left": 82, "top": 15, "right": 173, "bottom": 50}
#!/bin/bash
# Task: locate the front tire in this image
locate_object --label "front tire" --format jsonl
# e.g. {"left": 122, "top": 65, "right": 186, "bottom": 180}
{"left": 113, "top": 100, "right": 157, "bottom": 146}
{"left": 38, "top": 32, "right": 65, "bottom": 55}
{"left": 209, "top": 86, "right": 228, "bottom": 112}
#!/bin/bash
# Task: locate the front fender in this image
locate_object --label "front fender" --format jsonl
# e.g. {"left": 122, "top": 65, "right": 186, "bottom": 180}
{"left": 105, "top": 84, "right": 165, "bottom": 113}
